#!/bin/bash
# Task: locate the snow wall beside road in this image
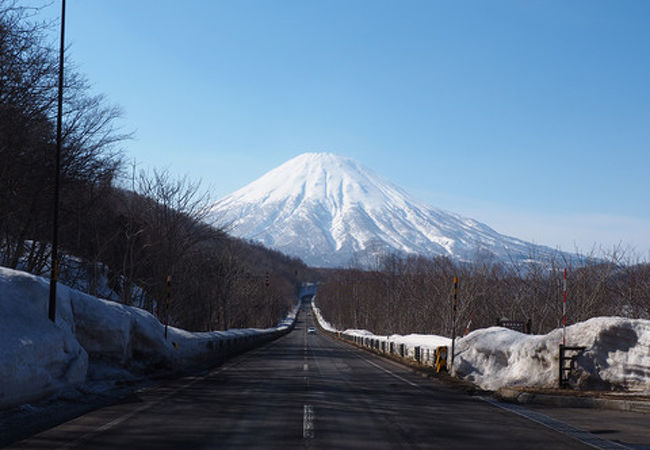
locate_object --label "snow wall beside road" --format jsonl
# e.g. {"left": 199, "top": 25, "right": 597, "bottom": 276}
{"left": 312, "top": 298, "right": 650, "bottom": 392}
{"left": 0, "top": 267, "right": 298, "bottom": 409}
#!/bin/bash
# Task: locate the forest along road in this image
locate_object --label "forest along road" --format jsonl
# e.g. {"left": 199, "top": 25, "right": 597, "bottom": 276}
{"left": 6, "top": 307, "right": 648, "bottom": 450}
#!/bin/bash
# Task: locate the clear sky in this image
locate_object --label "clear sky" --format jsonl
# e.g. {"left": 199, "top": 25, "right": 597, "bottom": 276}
{"left": 36, "top": 1, "right": 650, "bottom": 257}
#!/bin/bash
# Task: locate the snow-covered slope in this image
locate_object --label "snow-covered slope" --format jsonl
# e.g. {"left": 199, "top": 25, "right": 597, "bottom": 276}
{"left": 209, "top": 153, "right": 554, "bottom": 267}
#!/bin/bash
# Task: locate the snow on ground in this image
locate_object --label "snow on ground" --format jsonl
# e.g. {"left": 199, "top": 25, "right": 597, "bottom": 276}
{"left": 0, "top": 267, "right": 297, "bottom": 410}
{"left": 312, "top": 301, "right": 451, "bottom": 360}
{"left": 312, "top": 299, "right": 650, "bottom": 392}
{"left": 454, "top": 317, "right": 650, "bottom": 392}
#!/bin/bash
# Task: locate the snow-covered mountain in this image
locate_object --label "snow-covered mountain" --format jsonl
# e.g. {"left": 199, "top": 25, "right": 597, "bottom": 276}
{"left": 209, "top": 153, "right": 554, "bottom": 268}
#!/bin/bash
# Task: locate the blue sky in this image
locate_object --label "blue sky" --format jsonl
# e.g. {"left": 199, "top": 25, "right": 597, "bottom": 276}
{"left": 37, "top": 1, "right": 650, "bottom": 256}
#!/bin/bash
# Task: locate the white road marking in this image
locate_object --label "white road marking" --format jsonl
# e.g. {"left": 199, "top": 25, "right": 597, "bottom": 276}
{"left": 303, "top": 404, "right": 315, "bottom": 439}
{"left": 356, "top": 353, "right": 422, "bottom": 389}
{"left": 56, "top": 337, "right": 283, "bottom": 449}
{"left": 303, "top": 363, "right": 309, "bottom": 371}
{"left": 57, "top": 376, "right": 201, "bottom": 449}
{"left": 481, "top": 397, "right": 633, "bottom": 450}
{"left": 333, "top": 335, "right": 631, "bottom": 448}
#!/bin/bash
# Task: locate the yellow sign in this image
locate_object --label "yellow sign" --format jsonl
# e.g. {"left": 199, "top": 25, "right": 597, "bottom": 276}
{"left": 435, "top": 346, "right": 448, "bottom": 373}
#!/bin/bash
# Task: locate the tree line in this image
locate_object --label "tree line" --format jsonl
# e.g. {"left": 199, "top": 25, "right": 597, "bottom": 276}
{"left": 315, "top": 249, "right": 650, "bottom": 337}
{"left": 0, "top": 2, "right": 308, "bottom": 331}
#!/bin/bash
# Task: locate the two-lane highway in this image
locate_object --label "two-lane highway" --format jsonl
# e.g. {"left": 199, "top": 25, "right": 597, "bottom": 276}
{"left": 6, "top": 306, "right": 646, "bottom": 449}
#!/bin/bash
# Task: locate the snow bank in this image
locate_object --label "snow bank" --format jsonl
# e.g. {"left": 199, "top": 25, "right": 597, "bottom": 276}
{"left": 311, "top": 303, "right": 337, "bottom": 332}
{"left": 454, "top": 317, "right": 650, "bottom": 391}
{"left": 0, "top": 268, "right": 87, "bottom": 408}
{"left": 313, "top": 299, "right": 650, "bottom": 392}
{"left": 312, "top": 299, "right": 450, "bottom": 360}
{"left": 1, "top": 267, "right": 297, "bottom": 409}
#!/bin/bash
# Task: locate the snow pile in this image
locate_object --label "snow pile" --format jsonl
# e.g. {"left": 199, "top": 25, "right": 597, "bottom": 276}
{"left": 1, "top": 267, "right": 296, "bottom": 409}
{"left": 454, "top": 317, "right": 650, "bottom": 391}
{"left": 311, "top": 302, "right": 337, "bottom": 333}
{"left": 342, "top": 328, "right": 451, "bottom": 351}
{"left": 312, "top": 299, "right": 450, "bottom": 360}
{"left": 0, "top": 268, "right": 88, "bottom": 408}
{"left": 387, "top": 333, "right": 452, "bottom": 351}
{"left": 313, "top": 299, "right": 650, "bottom": 392}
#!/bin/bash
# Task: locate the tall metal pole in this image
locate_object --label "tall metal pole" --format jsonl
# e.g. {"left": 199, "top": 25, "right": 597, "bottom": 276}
{"left": 450, "top": 276, "right": 458, "bottom": 371}
{"left": 49, "top": 0, "right": 66, "bottom": 322}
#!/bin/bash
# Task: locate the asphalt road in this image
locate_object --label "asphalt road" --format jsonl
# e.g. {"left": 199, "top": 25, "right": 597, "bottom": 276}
{"left": 5, "top": 306, "right": 648, "bottom": 449}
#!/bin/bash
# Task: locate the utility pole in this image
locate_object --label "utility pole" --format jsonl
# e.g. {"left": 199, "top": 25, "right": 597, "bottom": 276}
{"left": 450, "top": 276, "right": 458, "bottom": 371}
{"left": 49, "top": 0, "right": 66, "bottom": 322}
{"left": 385, "top": 278, "right": 390, "bottom": 341}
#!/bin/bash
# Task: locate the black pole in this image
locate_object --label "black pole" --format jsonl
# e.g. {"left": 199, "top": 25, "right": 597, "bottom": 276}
{"left": 49, "top": 0, "right": 65, "bottom": 322}
{"left": 450, "top": 276, "right": 458, "bottom": 371}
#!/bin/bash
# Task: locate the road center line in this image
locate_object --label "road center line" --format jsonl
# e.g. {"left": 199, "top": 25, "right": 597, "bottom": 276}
{"left": 303, "top": 404, "right": 315, "bottom": 439}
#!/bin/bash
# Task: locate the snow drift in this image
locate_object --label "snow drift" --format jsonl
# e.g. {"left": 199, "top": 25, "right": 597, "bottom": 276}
{"left": 0, "top": 268, "right": 87, "bottom": 409}
{"left": 1, "top": 267, "right": 296, "bottom": 409}
{"left": 312, "top": 300, "right": 650, "bottom": 392}
{"left": 454, "top": 318, "right": 650, "bottom": 391}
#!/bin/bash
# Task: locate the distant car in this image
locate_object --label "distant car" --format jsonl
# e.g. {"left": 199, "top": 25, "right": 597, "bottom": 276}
{"left": 307, "top": 327, "right": 316, "bottom": 334}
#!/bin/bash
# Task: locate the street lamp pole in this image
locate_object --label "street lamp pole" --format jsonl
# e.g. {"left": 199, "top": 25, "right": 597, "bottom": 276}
{"left": 49, "top": 0, "right": 66, "bottom": 322}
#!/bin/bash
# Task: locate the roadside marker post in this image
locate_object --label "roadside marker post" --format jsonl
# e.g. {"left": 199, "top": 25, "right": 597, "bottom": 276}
{"left": 164, "top": 275, "right": 171, "bottom": 339}
{"left": 562, "top": 268, "right": 567, "bottom": 346}
{"left": 435, "top": 346, "right": 448, "bottom": 373}
{"left": 463, "top": 312, "right": 474, "bottom": 336}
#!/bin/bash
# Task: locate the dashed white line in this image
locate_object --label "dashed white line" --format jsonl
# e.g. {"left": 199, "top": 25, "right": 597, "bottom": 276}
{"left": 303, "top": 404, "right": 315, "bottom": 439}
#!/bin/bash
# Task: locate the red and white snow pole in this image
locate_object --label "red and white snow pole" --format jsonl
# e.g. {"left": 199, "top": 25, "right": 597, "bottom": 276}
{"left": 562, "top": 268, "right": 567, "bottom": 346}
{"left": 463, "top": 312, "right": 474, "bottom": 336}
{"left": 165, "top": 275, "right": 171, "bottom": 339}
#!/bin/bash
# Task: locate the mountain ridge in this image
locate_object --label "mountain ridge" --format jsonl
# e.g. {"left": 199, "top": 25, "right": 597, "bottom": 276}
{"left": 209, "top": 153, "right": 555, "bottom": 267}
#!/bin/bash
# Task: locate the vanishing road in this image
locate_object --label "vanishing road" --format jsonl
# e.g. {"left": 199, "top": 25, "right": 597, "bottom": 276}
{"left": 5, "top": 304, "right": 649, "bottom": 449}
